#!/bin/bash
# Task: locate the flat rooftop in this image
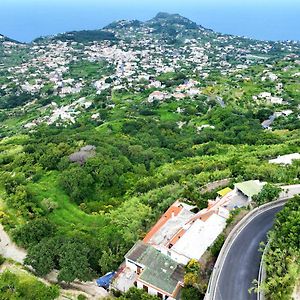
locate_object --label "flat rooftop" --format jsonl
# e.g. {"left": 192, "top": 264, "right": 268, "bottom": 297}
{"left": 143, "top": 201, "right": 195, "bottom": 246}
{"left": 235, "top": 180, "right": 265, "bottom": 198}
{"left": 138, "top": 247, "right": 184, "bottom": 295}
{"left": 171, "top": 213, "right": 227, "bottom": 260}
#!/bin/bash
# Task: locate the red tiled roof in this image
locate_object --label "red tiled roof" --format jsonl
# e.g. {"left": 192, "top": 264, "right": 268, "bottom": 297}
{"left": 143, "top": 201, "right": 183, "bottom": 243}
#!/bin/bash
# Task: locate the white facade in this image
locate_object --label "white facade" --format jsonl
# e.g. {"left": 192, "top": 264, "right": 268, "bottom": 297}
{"left": 136, "top": 279, "right": 176, "bottom": 300}
{"left": 125, "top": 258, "right": 141, "bottom": 273}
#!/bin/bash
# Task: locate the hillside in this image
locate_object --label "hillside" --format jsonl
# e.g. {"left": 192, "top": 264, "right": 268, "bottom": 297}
{"left": 0, "top": 12, "right": 299, "bottom": 299}
{"left": 0, "top": 34, "right": 21, "bottom": 44}
{"left": 33, "top": 29, "right": 117, "bottom": 44}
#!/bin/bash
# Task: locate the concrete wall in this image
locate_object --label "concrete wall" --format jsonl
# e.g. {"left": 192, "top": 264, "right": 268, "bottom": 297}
{"left": 125, "top": 258, "right": 143, "bottom": 273}
{"left": 155, "top": 244, "right": 190, "bottom": 265}
{"left": 169, "top": 249, "right": 190, "bottom": 265}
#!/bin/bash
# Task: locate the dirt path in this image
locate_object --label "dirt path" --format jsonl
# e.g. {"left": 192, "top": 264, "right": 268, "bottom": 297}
{"left": 46, "top": 270, "right": 109, "bottom": 299}
{"left": 0, "top": 224, "right": 26, "bottom": 263}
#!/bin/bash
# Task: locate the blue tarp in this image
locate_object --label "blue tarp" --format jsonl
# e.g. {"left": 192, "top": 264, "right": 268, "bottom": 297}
{"left": 96, "top": 271, "right": 116, "bottom": 289}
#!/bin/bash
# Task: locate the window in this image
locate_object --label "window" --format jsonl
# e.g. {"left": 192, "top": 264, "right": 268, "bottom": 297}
{"left": 157, "top": 292, "right": 163, "bottom": 299}
{"left": 134, "top": 281, "right": 137, "bottom": 287}
{"left": 143, "top": 285, "right": 148, "bottom": 292}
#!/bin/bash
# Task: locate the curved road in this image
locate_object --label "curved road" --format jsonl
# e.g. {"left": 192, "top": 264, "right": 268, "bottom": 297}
{"left": 213, "top": 206, "right": 283, "bottom": 300}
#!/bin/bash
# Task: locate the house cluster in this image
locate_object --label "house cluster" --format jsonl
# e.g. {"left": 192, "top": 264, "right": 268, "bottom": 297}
{"left": 110, "top": 180, "right": 265, "bottom": 299}
{"left": 261, "top": 109, "right": 295, "bottom": 130}
{"left": 261, "top": 71, "right": 278, "bottom": 82}
{"left": 2, "top": 19, "right": 297, "bottom": 103}
{"left": 147, "top": 79, "right": 202, "bottom": 103}
{"left": 24, "top": 97, "right": 93, "bottom": 128}
{"left": 253, "top": 92, "right": 285, "bottom": 105}
{"left": 5, "top": 41, "right": 78, "bottom": 98}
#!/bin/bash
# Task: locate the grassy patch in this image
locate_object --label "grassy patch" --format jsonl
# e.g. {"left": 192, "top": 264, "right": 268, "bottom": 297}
{"left": 27, "top": 172, "right": 107, "bottom": 234}
{"left": 66, "top": 60, "right": 114, "bottom": 81}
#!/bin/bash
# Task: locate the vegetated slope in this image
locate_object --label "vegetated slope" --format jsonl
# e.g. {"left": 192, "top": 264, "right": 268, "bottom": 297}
{"left": 0, "top": 267, "right": 59, "bottom": 300}
{"left": 262, "top": 196, "right": 300, "bottom": 300}
{"left": 0, "top": 12, "right": 299, "bottom": 295}
{"left": 33, "top": 30, "right": 117, "bottom": 43}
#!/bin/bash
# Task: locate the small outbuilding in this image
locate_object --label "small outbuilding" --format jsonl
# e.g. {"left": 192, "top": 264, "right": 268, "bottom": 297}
{"left": 217, "top": 187, "right": 232, "bottom": 198}
{"left": 234, "top": 180, "right": 265, "bottom": 201}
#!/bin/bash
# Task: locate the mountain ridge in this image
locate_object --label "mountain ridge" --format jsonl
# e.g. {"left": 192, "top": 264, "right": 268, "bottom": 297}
{"left": 36, "top": 12, "right": 210, "bottom": 44}
{"left": 0, "top": 34, "right": 22, "bottom": 44}
{"left": 2, "top": 12, "right": 300, "bottom": 44}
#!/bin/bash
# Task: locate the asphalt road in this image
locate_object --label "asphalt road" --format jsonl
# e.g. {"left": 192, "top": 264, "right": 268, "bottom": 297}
{"left": 214, "top": 206, "right": 283, "bottom": 300}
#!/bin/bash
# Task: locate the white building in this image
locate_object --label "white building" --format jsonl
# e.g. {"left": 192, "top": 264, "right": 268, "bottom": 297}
{"left": 269, "top": 153, "right": 300, "bottom": 165}
{"left": 143, "top": 201, "right": 228, "bottom": 265}
{"left": 170, "top": 214, "right": 227, "bottom": 264}
{"left": 113, "top": 185, "right": 254, "bottom": 298}
{"left": 147, "top": 91, "right": 169, "bottom": 103}
{"left": 113, "top": 241, "right": 184, "bottom": 300}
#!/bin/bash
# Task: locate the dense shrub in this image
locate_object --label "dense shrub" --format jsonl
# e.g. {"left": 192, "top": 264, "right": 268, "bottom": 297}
{"left": 13, "top": 218, "right": 56, "bottom": 248}
{"left": 210, "top": 234, "right": 225, "bottom": 257}
{"left": 262, "top": 196, "right": 300, "bottom": 299}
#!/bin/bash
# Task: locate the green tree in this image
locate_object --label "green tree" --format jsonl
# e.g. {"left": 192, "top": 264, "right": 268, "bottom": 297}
{"left": 8, "top": 185, "right": 42, "bottom": 218}
{"left": 60, "top": 166, "right": 94, "bottom": 203}
{"left": 13, "top": 218, "right": 56, "bottom": 248}
{"left": 210, "top": 234, "right": 225, "bottom": 257}
{"left": 25, "top": 237, "right": 94, "bottom": 283}
{"left": 181, "top": 286, "right": 204, "bottom": 300}
{"left": 99, "top": 249, "right": 120, "bottom": 275}
{"left": 253, "top": 183, "right": 282, "bottom": 205}
{"left": 3, "top": 173, "right": 25, "bottom": 195}
{"left": 24, "top": 238, "right": 59, "bottom": 277}
{"left": 58, "top": 239, "right": 94, "bottom": 283}
{"left": 181, "top": 182, "right": 201, "bottom": 203}
{"left": 39, "top": 143, "right": 70, "bottom": 170}
{"left": 109, "top": 198, "right": 152, "bottom": 242}
{"left": 262, "top": 196, "right": 300, "bottom": 299}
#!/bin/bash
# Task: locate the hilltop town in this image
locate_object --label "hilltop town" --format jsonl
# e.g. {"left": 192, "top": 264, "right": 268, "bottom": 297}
{"left": 1, "top": 13, "right": 300, "bottom": 132}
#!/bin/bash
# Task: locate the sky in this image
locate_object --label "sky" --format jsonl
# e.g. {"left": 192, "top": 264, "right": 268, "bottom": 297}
{"left": 1, "top": 0, "right": 300, "bottom": 42}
